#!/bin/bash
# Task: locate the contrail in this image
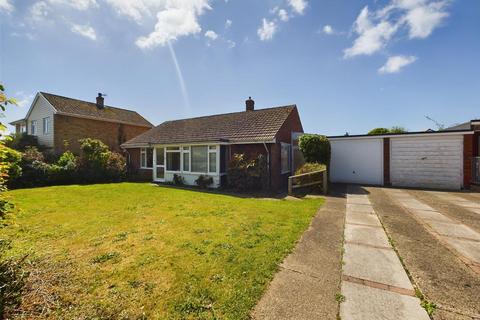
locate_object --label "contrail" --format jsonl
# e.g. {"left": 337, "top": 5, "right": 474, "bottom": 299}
{"left": 168, "top": 41, "right": 190, "bottom": 111}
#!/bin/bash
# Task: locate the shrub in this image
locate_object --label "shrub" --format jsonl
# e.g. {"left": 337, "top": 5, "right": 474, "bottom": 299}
{"left": 4, "top": 133, "right": 40, "bottom": 152}
{"left": 195, "top": 175, "right": 213, "bottom": 189}
{"left": 0, "top": 240, "right": 29, "bottom": 318}
{"left": 295, "top": 162, "right": 326, "bottom": 176}
{"left": 227, "top": 153, "right": 268, "bottom": 192}
{"left": 173, "top": 174, "right": 185, "bottom": 186}
{"left": 298, "top": 134, "right": 331, "bottom": 165}
{"left": 78, "top": 139, "right": 125, "bottom": 183}
{"left": 0, "top": 145, "right": 22, "bottom": 186}
{"left": 105, "top": 152, "right": 126, "bottom": 182}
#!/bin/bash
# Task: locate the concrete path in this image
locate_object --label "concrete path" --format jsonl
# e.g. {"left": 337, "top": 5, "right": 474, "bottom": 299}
{"left": 385, "top": 189, "right": 480, "bottom": 274}
{"left": 253, "top": 187, "right": 345, "bottom": 320}
{"left": 340, "top": 186, "right": 429, "bottom": 320}
{"left": 427, "top": 191, "right": 480, "bottom": 215}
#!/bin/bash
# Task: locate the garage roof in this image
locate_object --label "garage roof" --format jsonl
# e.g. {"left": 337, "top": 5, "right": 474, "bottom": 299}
{"left": 328, "top": 129, "right": 473, "bottom": 140}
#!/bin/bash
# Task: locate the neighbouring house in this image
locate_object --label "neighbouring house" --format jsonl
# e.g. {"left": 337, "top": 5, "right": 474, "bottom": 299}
{"left": 121, "top": 98, "right": 303, "bottom": 191}
{"left": 328, "top": 120, "right": 480, "bottom": 190}
{"left": 10, "top": 92, "right": 153, "bottom": 154}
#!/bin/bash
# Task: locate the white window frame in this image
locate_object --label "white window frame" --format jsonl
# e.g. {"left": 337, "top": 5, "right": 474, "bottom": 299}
{"left": 182, "top": 146, "right": 191, "bottom": 172}
{"left": 43, "top": 117, "right": 50, "bottom": 135}
{"left": 140, "top": 147, "right": 153, "bottom": 169}
{"left": 208, "top": 145, "right": 218, "bottom": 174}
{"left": 280, "top": 142, "right": 291, "bottom": 174}
{"left": 30, "top": 120, "right": 37, "bottom": 135}
{"left": 166, "top": 147, "right": 181, "bottom": 173}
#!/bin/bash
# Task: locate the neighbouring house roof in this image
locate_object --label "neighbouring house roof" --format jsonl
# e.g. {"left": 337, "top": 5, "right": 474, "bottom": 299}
{"left": 122, "top": 105, "right": 297, "bottom": 147}
{"left": 443, "top": 121, "right": 472, "bottom": 131}
{"left": 37, "top": 92, "right": 153, "bottom": 127}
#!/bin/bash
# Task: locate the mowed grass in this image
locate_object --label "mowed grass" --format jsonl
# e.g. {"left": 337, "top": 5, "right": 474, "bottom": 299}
{"left": 1, "top": 183, "right": 323, "bottom": 319}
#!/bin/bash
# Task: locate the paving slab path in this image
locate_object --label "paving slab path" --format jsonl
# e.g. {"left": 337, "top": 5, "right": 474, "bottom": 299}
{"left": 340, "top": 186, "right": 429, "bottom": 320}
{"left": 253, "top": 186, "right": 345, "bottom": 320}
{"left": 427, "top": 191, "right": 480, "bottom": 215}
{"left": 384, "top": 189, "right": 480, "bottom": 274}
{"left": 368, "top": 187, "right": 480, "bottom": 319}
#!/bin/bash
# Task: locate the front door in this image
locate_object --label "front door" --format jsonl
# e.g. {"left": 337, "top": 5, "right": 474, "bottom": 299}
{"left": 154, "top": 147, "right": 165, "bottom": 182}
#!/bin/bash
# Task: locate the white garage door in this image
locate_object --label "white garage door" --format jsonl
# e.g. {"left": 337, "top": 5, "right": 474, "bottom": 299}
{"left": 330, "top": 138, "right": 383, "bottom": 185}
{"left": 391, "top": 136, "right": 463, "bottom": 190}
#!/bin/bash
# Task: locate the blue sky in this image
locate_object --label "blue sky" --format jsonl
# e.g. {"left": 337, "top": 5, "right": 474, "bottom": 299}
{"left": 1, "top": 0, "right": 479, "bottom": 135}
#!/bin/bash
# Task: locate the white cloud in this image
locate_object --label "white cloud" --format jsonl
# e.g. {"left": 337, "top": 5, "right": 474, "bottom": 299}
{"left": 344, "top": 6, "right": 398, "bottom": 58}
{"left": 15, "top": 92, "right": 35, "bottom": 108}
{"left": 48, "top": 0, "right": 97, "bottom": 10}
{"left": 71, "top": 23, "right": 97, "bottom": 40}
{"left": 0, "top": 0, "right": 14, "bottom": 13}
{"left": 257, "top": 18, "right": 277, "bottom": 41}
{"left": 288, "top": 0, "right": 307, "bottom": 15}
{"left": 104, "top": 0, "right": 162, "bottom": 23}
{"left": 323, "top": 25, "right": 334, "bottom": 35}
{"left": 30, "top": 1, "right": 50, "bottom": 22}
{"left": 204, "top": 30, "right": 218, "bottom": 40}
{"left": 344, "top": 1, "right": 450, "bottom": 58}
{"left": 402, "top": 1, "right": 449, "bottom": 38}
{"left": 225, "top": 19, "right": 232, "bottom": 28}
{"left": 136, "top": 1, "right": 210, "bottom": 49}
{"left": 278, "top": 9, "right": 289, "bottom": 22}
{"left": 226, "top": 39, "right": 236, "bottom": 48}
{"left": 379, "top": 55, "right": 417, "bottom": 74}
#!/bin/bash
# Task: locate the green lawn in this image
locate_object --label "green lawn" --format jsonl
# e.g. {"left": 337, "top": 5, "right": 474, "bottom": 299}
{"left": 1, "top": 183, "right": 323, "bottom": 319}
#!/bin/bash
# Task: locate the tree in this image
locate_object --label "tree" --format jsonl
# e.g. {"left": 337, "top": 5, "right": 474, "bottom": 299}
{"left": 298, "top": 134, "right": 331, "bottom": 165}
{"left": 368, "top": 128, "right": 390, "bottom": 135}
{"left": 389, "top": 126, "right": 407, "bottom": 134}
{"left": 368, "top": 126, "right": 407, "bottom": 135}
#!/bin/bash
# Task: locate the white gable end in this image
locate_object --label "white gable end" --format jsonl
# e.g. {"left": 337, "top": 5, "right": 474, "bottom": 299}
{"left": 25, "top": 93, "right": 56, "bottom": 149}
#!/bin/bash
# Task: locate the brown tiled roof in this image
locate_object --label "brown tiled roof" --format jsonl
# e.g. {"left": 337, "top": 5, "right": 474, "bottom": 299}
{"left": 122, "top": 105, "right": 297, "bottom": 146}
{"left": 41, "top": 92, "right": 153, "bottom": 127}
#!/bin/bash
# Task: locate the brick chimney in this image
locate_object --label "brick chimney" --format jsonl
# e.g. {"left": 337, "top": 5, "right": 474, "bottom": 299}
{"left": 96, "top": 93, "right": 104, "bottom": 109}
{"left": 245, "top": 96, "right": 254, "bottom": 111}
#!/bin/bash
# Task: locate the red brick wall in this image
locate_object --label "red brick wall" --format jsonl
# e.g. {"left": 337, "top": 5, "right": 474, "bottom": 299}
{"left": 383, "top": 138, "right": 391, "bottom": 186}
{"left": 54, "top": 115, "right": 151, "bottom": 154}
{"left": 464, "top": 134, "right": 473, "bottom": 188}
{"left": 125, "top": 147, "right": 154, "bottom": 180}
{"left": 272, "top": 107, "right": 304, "bottom": 191}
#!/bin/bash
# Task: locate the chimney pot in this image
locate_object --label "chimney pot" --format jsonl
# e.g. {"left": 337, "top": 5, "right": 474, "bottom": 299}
{"left": 96, "top": 93, "right": 104, "bottom": 109}
{"left": 245, "top": 96, "right": 254, "bottom": 111}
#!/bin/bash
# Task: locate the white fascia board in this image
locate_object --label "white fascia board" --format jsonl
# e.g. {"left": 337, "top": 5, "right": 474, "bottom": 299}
{"left": 329, "top": 131, "right": 474, "bottom": 141}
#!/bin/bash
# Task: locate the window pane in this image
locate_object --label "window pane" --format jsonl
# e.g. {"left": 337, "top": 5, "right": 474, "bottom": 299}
{"left": 209, "top": 145, "right": 216, "bottom": 150}
{"left": 281, "top": 144, "right": 290, "bottom": 173}
{"left": 145, "top": 148, "right": 153, "bottom": 168}
{"left": 166, "top": 152, "right": 181, "bottom": 171}
{"left": 209, "top": 152, "right": 216, "bottom": 173}
{"left": 156, "top": 148, "right": 164, "bottom": 164}
{"left": 167, "top": 147, "right": 180, "bottom": 151}
{"left": 183, "top": 152, "right": 190, "bottom": 171}
{"left": 156, "top": 166, "right": 164, "bottom": 179}
{"left": 141, "top": 150, "right": 146, "bottom": 168}
{"left": 191, "top": 146, "right": 208, "bottom": 172}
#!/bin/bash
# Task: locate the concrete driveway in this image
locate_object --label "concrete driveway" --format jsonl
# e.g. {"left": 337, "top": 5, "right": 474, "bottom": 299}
{"left": 253, "top": 185, "right": 480, "bottom": 320}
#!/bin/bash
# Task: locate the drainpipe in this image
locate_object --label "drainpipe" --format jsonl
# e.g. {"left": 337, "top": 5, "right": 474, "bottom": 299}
{"left": 263, "top": 142, "right": 271, "bottom": 190}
